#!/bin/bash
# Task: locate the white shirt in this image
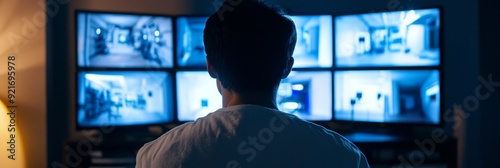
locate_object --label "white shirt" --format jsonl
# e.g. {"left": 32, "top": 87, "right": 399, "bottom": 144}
{"left": 136, "top": 104, "right": 370, "bottom": 168}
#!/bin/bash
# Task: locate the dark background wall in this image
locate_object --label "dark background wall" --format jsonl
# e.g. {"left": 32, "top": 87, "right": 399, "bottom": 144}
{"left": 46, "top": 0, "right": 496, "bottom": 167}
{"left": 478, "top": 0, "right": 500, "bottom": 167}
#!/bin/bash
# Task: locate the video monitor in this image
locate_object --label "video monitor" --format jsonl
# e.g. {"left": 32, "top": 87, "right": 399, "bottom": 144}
{"left": 176, "top": 71, "right": 222, "bottom": 121}
{"left": 288, "top": 15, "right": 333, "bottom": 68}
{"left": 76, "top": 11, "right": 174, "bottom": 68}
{"left": 77, "top": 71, "right": 173, "bottom": 128}
{"left": 335, "top": 8, "right": 440, "bottom": 67}
{"left": 277, "top": 71, "right": 332, "bottom": 121}
{"left": 176, "top": 17, "right": 209, "bottom": 67}
{"left": 334, "top": 70, "right": 440, "bottom": 124}
{"left": 175, "top": 15, "right": 333, "bottom": 68}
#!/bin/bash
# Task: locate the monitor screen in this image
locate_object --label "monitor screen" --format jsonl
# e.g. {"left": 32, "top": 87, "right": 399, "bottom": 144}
{"left": 76, "top": 12, "right": 174, "bottom": 68}
{"left": 77, "top": 71, "right": 173, "bottom": 127}
{"left": 277, "top": 71, "right": 332, "bottom": 120}
{"left": 335, "top": 8, "right": 440, "bottom": 67}
{"left": 175, "top": 15, "right": 333, "bottom": 68}
{"left": 334, "top": 70, "right": 440, "bottom": 124}
{"left": 288, "top": 15, "right": 333, "bottom": 68}
{"left": 176, "top": 71, "right": 222, "bottom": 121}
{"left": 176, "top": 71, "right": 332, "bottom": 121}
{"left": 176, "top": 17, "right": 209, "bottom": 67}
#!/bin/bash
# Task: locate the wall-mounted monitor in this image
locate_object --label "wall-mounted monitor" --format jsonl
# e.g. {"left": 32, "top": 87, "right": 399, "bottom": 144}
{"left": 176, "top": 70, "right": 333, "bottom": 121}
{"left": 76, "top": 11, "right": 174, "bottom": 68}
{"left": 288, "top": 15, "right": 333, "bottom": 68}
{"left": 176, "top": 71, "right": 222, "bottom": 121}
{"left": 335, "top": 8, "right": 441, "bottom": 67}
{"left": 175, "top": 15, "right": 333, "bottom": 68}
{"left": 176, "top": 16, "right": 209, "bottom": 67}
{"left": 278, "top": 71, "right": 333, "bottom": 120}
{"left": 76, "top": 71, "right": 174, "bottom": 128}
{"left": 334, "top": 70, "right": 440, "bottom": 125}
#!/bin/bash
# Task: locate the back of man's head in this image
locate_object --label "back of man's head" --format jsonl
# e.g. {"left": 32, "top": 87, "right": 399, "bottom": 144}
{"left": 204, "top": 0, "right": 297, "bottom": 94}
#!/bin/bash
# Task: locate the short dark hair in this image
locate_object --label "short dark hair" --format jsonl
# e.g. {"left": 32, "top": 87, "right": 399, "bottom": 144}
{"left": 204, "top": 0, "right": 297, "bottom": 93}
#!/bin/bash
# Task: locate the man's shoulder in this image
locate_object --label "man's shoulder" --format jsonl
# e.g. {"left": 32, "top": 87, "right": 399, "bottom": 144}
{"left": 140, "top": 116, "right": 215, "bottom": 148}
{"left": 136, "top": 107, "right": 370, "bottom": 167}
{"left": 291, "top": 118, "right": 365, "bottom": 155}
{"left": 282, "top": 118, "right": 369, "bottom": 167}
{"left": 136, "top": 117, "right": 218, "bottom": 167}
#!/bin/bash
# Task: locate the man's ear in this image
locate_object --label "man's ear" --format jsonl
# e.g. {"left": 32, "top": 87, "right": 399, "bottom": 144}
{"left": 206, "top": 56, "right": 218, "bottom": 78}
{"left": 282, "top": 57, "right": 294, "bottom": 79}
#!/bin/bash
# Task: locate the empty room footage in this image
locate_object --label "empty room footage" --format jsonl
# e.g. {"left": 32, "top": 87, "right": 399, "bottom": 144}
{"left": 176, "top": 71, "right": 332, "bottom": 121}
{"left": 277, "top": 71, "right": 332, "bottom": 120}
{"left": 77, "top": 12, "right": 173, "bottom": 68}
{"left": 176, "top": 15, "right": 332, "bottom": 68}
{"left": 335, "top": 8, "right": 440, "bottom": 67}
{"left": 334, "top": 70, "right": 440, "bottom": 124}
{"left": 288, "top": 15, "right": 333, "bottom": 68}
{"left": 176, "top": 71, "right": 222, "bottom": 121}
{"left": 176, "top": 17, "right": 209, "bottom": 67}
{"left": 77, "top": 71, "right": 173, "bottom": 127}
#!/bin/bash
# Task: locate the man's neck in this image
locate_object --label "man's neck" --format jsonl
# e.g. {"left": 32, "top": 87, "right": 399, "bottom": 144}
{"left": 222, "top": 89, "right": 278, "bottom": 110}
